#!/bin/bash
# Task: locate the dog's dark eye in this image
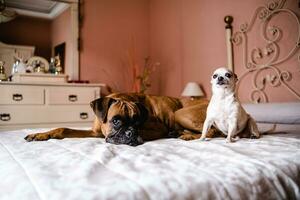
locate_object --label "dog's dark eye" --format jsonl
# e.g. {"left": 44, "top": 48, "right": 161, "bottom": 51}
{"left": 112, "top": 118, "right": 120, "bottom": 125}
{"left": 111, "top": 117, "right": 122, "bottom": 129}
{"left": 213, "top": 74, "right": 218, "bottom": 79}
{"left": 225, "top": 73, "right": 232, "bottom": 78}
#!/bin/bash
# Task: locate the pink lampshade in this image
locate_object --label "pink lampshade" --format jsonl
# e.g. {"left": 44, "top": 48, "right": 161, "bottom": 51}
{"left": 181, "top": 82, "right": 204, "bottom": 97}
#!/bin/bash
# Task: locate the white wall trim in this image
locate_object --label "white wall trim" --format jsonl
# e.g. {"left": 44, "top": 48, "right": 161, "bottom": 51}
{"left": 8, "top": 3, "right": 70, "bottom": 20}
{"left": 69, "top": 2, "right": 79, "bottom": 80}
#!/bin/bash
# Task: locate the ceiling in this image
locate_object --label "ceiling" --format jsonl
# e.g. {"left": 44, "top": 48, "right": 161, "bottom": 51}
{"left": 6, "top": 0, "right": 70, "bottom": 19}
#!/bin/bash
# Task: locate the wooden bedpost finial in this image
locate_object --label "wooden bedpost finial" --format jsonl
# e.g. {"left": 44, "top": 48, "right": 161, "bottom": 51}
{"left": 224, "top": 15, "right": 233, "bottom": 29}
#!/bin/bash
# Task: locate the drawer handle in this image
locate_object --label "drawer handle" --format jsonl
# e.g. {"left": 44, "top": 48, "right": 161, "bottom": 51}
{"left": 68, "top": 95, "right": 78, "bottom": 102}
{"left": 80, "top": 112, "right": 88, "bottom": 119}
{"left": 0, "top": 113, "right": 11, "bottom": 121}
{"left": 12, "top": 94, "right": 23, "bottom": 101}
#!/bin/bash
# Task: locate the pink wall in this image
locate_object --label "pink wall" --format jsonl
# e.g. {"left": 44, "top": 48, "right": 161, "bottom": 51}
{"left": 0, "top": 16, "right": 51, "bottom": 60}
{"left": 80, "top": 0, "right": 149, "bottom": 92}
{"left": 51, "top": 7, "right": 72, "bottom": 75}
{"left": 148, "top": 0, "right": 183, "bottom": 96}
{"left": 80, "top": 0, "right": 300, "bottom": 102}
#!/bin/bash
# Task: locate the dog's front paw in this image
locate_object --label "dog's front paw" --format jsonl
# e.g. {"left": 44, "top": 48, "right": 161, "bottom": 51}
{"left": 179, "top": 133, "right": 201, "bottom": 141}
{"left": 24, "top": 133, "right": 51, "bottom": 142}
{"left": 198, "top": 136, "right": 206, "bottom": 141}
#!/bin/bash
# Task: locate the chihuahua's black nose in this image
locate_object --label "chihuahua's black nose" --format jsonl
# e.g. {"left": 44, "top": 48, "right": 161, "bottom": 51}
{"left": 218, "top": 76, "right": 224, "bottom": 81}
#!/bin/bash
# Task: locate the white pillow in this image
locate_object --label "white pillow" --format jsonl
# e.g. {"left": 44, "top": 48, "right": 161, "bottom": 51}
{"left": 243, "top": 102, "right": 300, "bottom": 124}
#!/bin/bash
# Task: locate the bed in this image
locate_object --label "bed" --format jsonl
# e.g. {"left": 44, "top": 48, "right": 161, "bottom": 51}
{"left": 1, "top": 0, "right": 300, "bottom": 199}
{"left": 0, "top": 121, "right": 300, "bottom": 200}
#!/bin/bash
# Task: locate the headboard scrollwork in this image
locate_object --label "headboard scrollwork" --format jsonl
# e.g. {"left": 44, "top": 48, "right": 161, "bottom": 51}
{"left": 227, "top": 0, "right": 300, "bottom": 103}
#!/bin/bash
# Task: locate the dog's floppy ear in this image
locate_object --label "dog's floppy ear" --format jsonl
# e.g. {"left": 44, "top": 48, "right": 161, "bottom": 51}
{"left": 133, "top": 102, "right": 148, "bottom": 126}
{"left": 90, "top": 97, "right": 116, "bottom": 123}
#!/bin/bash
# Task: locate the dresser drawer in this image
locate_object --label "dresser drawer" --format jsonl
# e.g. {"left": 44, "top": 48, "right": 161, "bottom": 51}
{"left": 0, "top": 105, "right": 94, "bottom": 125}
{"left": 0, "top": 85, "right": 44, "bottom": 105}
{"left": 46, "top": 87, "right": 97, "bottom": 105}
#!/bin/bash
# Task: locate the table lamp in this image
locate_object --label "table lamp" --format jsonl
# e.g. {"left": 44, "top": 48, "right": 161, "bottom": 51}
{"left": 181, "top": 82, "right": 204, "bottom": 100}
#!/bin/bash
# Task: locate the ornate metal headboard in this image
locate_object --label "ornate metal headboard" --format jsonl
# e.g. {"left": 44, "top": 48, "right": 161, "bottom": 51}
{"left": 224, "top": 0, "right": 300, "bottom": 103}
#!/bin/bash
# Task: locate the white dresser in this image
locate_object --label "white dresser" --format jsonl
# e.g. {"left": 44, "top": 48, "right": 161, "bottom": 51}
{"left": 0, "top": 82, "right": 104, "bottom": 130}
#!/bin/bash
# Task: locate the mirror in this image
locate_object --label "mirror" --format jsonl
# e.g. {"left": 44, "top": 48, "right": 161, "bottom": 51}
{"left": 0, "top": 0, "right": 79, "bottom": 80}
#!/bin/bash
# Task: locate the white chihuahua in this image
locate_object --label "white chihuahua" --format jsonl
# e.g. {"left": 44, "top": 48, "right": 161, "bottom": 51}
{"left": 200, "top": 67, "right": 269, "bottom": 142}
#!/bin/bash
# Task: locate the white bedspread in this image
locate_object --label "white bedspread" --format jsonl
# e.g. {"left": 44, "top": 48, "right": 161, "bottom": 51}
{"left": 0, "top": 124, "right": 300, "bottom": 200}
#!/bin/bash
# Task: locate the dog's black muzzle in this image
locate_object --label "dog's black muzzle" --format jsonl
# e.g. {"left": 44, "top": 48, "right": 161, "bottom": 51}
{"left": 105, "top": 126, "right": 144, "bottom": 146}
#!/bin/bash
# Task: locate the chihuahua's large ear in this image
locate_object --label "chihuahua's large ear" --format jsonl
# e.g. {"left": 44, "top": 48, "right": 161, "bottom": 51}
{"left": 133, "top": 102, "right": 149, "bottom": 126}
{"left": 90, "top": 97, "right": 116, "bottom": 123}
{"left": 234, "top": 73, "right": 238, "bottom": 81}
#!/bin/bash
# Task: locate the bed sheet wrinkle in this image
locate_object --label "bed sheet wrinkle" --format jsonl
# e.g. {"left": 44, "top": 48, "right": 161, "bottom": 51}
{"left": 176, "top": 142, "right": 265, "bottom": 199}
{"left": 0, "top": 132, "right": 149, "bottom": 200}
{"left": 54, "top": 138, "right": 229, "bottom": 199}
{"left": 49, "top": 139, "right": 151, "bottom": 200}
{"left": 0, "top": 139, "right": 44, "bottom": 200}
{"left": 143, "top": 138, "right": 298, "bottom": 199}
{"left": 52, "top": 139, "right": 197, "bottom": 199}
{"left": 117, "top": 141, "right": 233, "bottom": 199}
{"left": 186, "top": 138, "right": 295, "bottom": 197}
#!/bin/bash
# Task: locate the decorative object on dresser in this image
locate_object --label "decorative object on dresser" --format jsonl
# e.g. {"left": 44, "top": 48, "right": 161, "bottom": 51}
{"left": 10, "top": 55, "right": 68, "bottom": 83}
{"left": 11, "top": 58, "right": 26, "bottom": 74}
{"left": 54, "top": 55, "right": 63, "bottom": 74}
{"left": 181, "top": 82, "right": 204, "bottom": 100}
{"left": 11, "top": 52, "right": 28, "bottom": 74}
{"left": 0, "top": 82, "right": 105, "bottom": 130}
{"left": 48, "top": 56, "right": 63, "bottom": 74}
{"left": 0, "top": 60, "right": 7, "bottom": 81}
{"left": 0, "top": 41, "right": 35, "bottom": 76}
{"left": 27, "top": 56, "right": 50, "bottom": 73}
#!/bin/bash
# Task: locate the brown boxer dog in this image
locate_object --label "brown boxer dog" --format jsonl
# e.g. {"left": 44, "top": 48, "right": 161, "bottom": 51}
{"left": 25, "top": 93, "right": 217, "bottom": 146}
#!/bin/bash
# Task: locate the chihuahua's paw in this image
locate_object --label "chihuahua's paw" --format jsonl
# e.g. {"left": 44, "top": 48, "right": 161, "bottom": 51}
{"left": 198, "top": 136, "right": 209, "bottom": 141}
{"left": 250, "top": 134, "right": 259, "bottom": 139}
{"left": 226, "top": 137, "right": 234, "bottom": 143}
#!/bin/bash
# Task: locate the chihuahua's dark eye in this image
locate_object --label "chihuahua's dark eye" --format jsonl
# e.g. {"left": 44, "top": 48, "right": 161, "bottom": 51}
{"left": 225, "top": 73, "right": 232, "bottom": 78}
{"left": 213, "top": 74, "right": 218, "bottom": 79}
